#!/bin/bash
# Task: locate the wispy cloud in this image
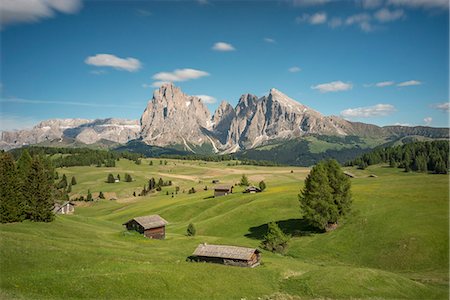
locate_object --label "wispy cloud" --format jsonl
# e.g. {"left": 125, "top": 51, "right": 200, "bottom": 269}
{"left": 296, "top": 12, "right": 327, "bottom": 25}
{"left": 397, "top": 80, "right": 421, "bottom": 87}
{"left": 212, "top": 42, "right": 235, "bottom": 51}
{"left": 311, "top": 81, "right": 353, "bottom": 93}
{"left": 387, "top": 0, "right": 449, "bottom": 9}
{"left": 393, "top": 122, "right": 412, "bottom": 126}
{"left": 85, "top": 54, "right": 141, "bottom": 72}
{"left": 423, "top": 117, "right": 433, "bottom": 126}
{"left": 0, "top": 113, "right": 40, "bottom": 131}
{"left": 0, "top": 0, "right": 82, "bottom": 28}
{"left": 359, "top": 0, "right": 384, "bottom": 9}
{"left": 345, "top": 13, "right": 374, "bottom": 32}
{"left": 341, "top": 104, "right": 396, "bottom": 118}
{"left": 195, "top": 95, "right": 216, "bottom": 104}
{"left": 374, "top": 8, "right": 405, "bottom": 22}
{"left": 0, "top": 97, "right": 141, "bottom": 108}
{"left": 152, "top": 68, "right": 210, "bottom": 83}
{"left": 431, "top": 102, "right": 450, "bottom": 112}
{"left": 263, "top": 37, "right": 276, "bottom": 43}
{"left": 291, "top": 0, "right": 331, "bottom": 7}
{"left": 288, "top": 66, "right": 301, "bottom": 73}
{"left": 328, "top": 17, "right": 343, "bottom": 28}
{"left": 136, "top": 9, "right": 152, "bottom": 17}
{"left": 375, "top": 81, "right": 395, "bottom": 87}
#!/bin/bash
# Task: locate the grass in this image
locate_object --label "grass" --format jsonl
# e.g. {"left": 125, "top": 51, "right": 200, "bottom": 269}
{"left": 0, "top": 159, "right": 448, "bottom": 299}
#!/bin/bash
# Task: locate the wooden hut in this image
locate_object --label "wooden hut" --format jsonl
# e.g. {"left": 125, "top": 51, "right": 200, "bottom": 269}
{"left": 192, "top": 243, "right": 261, "bottom": 267}
{"left": 344, "top": 171, "right": 356, "bottom": 178}
{"left": 123, "top": 215, "right": 168, "bottom": 239}
{"left": 214, "top": 186, "right": 233, "bottom": 197}
{"left": 53, "top": 201, "right": 75, "bottom": 215}
{"left": 245, "top": 186, "right": 261, "bottom": 193}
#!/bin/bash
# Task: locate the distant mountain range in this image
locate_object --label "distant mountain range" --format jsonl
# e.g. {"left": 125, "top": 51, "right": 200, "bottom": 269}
{"left": 1, "top": 83, "right": 448, "bottom": 159}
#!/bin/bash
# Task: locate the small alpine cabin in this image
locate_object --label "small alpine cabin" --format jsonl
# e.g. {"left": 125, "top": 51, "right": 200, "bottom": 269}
{"left": 245, "top": 186, "right": 262, "bottom": 193}
{"left": 192, "top": 243, "right": 261, "bottom": 267}
{"left": 123, "top": 215, "right": 168, "bottom": 239}
{"left": 53, "top": 201, "right": 75, "bottom": 215}
{"left": 214, "top": 186, "right": 233, "bottom": 197}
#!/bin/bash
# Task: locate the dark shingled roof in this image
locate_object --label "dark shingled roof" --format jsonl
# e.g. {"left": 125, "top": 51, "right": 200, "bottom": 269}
{"left": 123, "top": 215, "right": 168, "bottom": 230}
{"left": 214, "top": 185, "right": 233, "bottom": 191}
{"left": 193, "top": 244, "right": 259, "bottom": 261}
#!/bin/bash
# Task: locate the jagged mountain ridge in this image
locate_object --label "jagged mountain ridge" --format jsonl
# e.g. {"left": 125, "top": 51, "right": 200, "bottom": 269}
{"left": 0, "top": 83, "right": 448, "bottom": 152}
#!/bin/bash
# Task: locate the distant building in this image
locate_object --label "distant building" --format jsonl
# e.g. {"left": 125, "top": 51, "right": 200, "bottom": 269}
{"left": 214, "top": 186, "right": 233, "bottom": 197}
{"left": 245, "top": 186, "right": 261, "bottom": 193}
{"left": 344, "top": 171, "right": 356, "bottom": 178}
{"left": 212, "top": 180, "right": 220, "bottom": 184}
{"left": 53, "top": 201, "right": 75, "bottom": 215}
{"left": 123, "top": 215, "right": 168, "bottom": 239}
{"left": 114, "top": 179, "right": 120, "bottom": 183}
{"left": 191, "top": 243, "right": 261, "bottom": 267}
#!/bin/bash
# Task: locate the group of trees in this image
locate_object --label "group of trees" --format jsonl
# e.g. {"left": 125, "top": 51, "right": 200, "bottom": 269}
{"left": 347, "top": 140, "right": 449, "bottom": 174}
{"left": 240, "top": 174, "right": 267, "bottom": 191}
{"left": 1, "top": 150, "right": 56, "bottom": 223}
{"left": 140, "top": 177, "right": 173, "bottom": 196}
{"left": 299, "top": 159, "right": 352, "bottom": 231}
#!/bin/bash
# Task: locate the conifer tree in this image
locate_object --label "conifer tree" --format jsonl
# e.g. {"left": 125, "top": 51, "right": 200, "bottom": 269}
{"left": 259, "top": 180, "right": 266, "bottom": 191}
{"left": 0, "top": 153, "right": 25, "bottom": 223}
{"left": 187, "top": 223, "right": 196, "bottom": 236}
{"left": 71, "top": 176, "right": 77, "bottom": 185}
{"left": 261, "top": 222, "right": 290, "bottom": 254}
{"left": 87, "top": 190, "right": 93, "bottom": 201}
{"left": 324, "top": 160, "right": 352, "bottom": 217}
{"left": 67, "top": 184, "right": 72, "bottom": 193}
{"left": 240, "top": 174, "right": 249, "bottom": 186}
{"left": 107, "top": 173, "right": 115, "bottom": 183}
{"left": 22, "top": 157, "right": 54, "bottom": 222}
{"left": 99, "top": 191, "right": 105, "bottom": 199}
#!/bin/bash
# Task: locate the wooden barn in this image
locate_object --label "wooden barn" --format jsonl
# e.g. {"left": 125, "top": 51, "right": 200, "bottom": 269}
{"left": 53, "top": 201, "right": 75, "bottom": 215}
{"left": 191, "top": 243, "right": 261, "bottom": 267}
{"left": 123, "top": 215, "right": 168, "bottom": 239}
{"left": 214, "top": 186, "right": 233, "bottom": 197}
{"left": 245, "top": 186, "right": 261, "bottom": 193}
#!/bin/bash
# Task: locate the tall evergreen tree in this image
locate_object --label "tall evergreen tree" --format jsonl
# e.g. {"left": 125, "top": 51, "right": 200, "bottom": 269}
{"left": 240, "top": 174, "right": 249, "bottom": 186}
{"left": 324, "top": 160, "right": 352, "bottom": 216}
{"left": 87, "top": 190, "right": 93, "bottom": 201}
{"left": 71, "top": 176, "right": 77, "bottom": 185}
{"left": 187, "top": 223, "right": 196, "bottom": 236}
{"left": 0, "top": 153, "right": 25, "bottom": 223}
{"left": 16, "top": 149, "right": 32, "bottom": 180}
{"left": 22, "top": 157, "right": 54, "bottom": 222}
{"left": 261, "top": 222, "right": 290, "bottom": 254}
{"left": 259, "top": 180, "right": 266, "bottom": 191}
{"left": 299, "top": 162, "right": 338, "bottom": 230}
{"left": 107, "top": 173, "right": 115, "bottom": 183}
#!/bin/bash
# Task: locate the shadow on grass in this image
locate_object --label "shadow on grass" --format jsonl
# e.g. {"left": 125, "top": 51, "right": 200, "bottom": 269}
{"left": 203, "top": 196, "right": 215, "bottom": 200}
{"left": 245, "top": 218, "right": 323, "bottom": 240}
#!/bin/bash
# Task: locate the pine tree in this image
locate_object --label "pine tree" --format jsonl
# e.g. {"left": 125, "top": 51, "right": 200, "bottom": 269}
{"left": 58, "top": 174, "right": 68, "bottom": 189}
{"left": 299, "top": 162, "right": 338, "bottom": 230}
{"left": 107, "top": 173, "right": 115, "bottom": 183}
{"left": 158, "top": 177, "right": 164, "bottom": 187}
{"left": 22, "top": 157, "right": 54, "bottom": 222}
{"left": 240, "top": 174, "right": 249, "bottom": 186}
{"left": 67, "top": 184, "right": 72, "bottom": 193}
{"left": 259, "top": 180, "right": 266, "bottom": 191}
{"left": 324, "top": 160, "right": 352, "bottom": 217}
{"left": 0, "top": 152, "right": 25, "bottom": 223}
{"left": 87, "top": 190, "right": 93, "bottom": 201}
{"left": 16, "top": 149, "right": 32, "bottom": 180}
{"left": 117, "top": 174, "right": 121, "bottom": 181}
{"left": 99, "top": 191, "right": 105, "bottom": 199}
{"left": 71, "top": 176, "right": 77, "bottom": 185}
{"left": 149, "top": 160, "right": 153, "bottom": 166}
{"left": 261, "top": 222, "right": 290, "bottom": 254}
{"left": 187, "top": 223, "right": 196, "bottom": 236}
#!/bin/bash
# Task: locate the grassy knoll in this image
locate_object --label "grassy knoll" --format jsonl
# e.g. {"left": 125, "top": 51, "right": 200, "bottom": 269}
{"left": 0, "top": 159, "right": 448, "bottom": 299}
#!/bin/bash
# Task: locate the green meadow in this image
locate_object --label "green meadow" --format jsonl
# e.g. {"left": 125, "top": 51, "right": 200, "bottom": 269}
{"left": 0, "top": 159, "right": 448, "bottom": 299}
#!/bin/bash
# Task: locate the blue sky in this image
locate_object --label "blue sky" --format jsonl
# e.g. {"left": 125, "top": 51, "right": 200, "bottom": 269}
{"left": 0, "top": 0, "right": 448, "bottom": 130}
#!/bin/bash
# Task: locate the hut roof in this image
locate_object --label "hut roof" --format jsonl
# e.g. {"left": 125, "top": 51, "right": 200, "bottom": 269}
{"left": 193, "top": 244, "right": 259, "bottom": 261}
{"left": 123, "top": 215, "right": 168, "bottom": 230}
{"left": 214, "top": 185, "right": 233, "bottom": 191}
{"left": 246, "top": 186, "right": 261, "bottom": 192}
{"left": 344, "top": 171, "right": 356, "bottom": 178}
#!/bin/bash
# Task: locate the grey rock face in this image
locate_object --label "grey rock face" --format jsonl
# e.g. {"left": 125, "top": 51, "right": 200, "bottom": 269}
{"left": 0, "top": 118, "right": 140, "bottom": 150}
{"left": 140, "top": 83, "right": 212, "bottom": 151}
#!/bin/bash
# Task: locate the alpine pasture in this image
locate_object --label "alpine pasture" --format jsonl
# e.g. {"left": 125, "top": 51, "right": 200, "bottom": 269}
{"left": 0, "top": 158, "right": 448, "bottom": 299}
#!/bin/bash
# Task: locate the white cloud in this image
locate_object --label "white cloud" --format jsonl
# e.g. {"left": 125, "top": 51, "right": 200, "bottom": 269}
{"left": 423, "top": 117, "right": 432, "bottom": 126}
{"left": 345, "top": 13, "right": 374, "bottom": 32}
{"left": 328, "top": 17, "right": 343, "bottom": 28}
{"left": 397, "top": 80, "right": 421, "bottom": 87}
{"left": 152, "top": 68, "right": 210, "bottom": 83}
{"left": 394, "top": 122, "right": 412, "bottom": 126}
{"left": 85, "top": 54, "right": 141, "bottom": 72}
{"left": 264, "top": 37, "right": 276, "bottom": 43}
{"left": 195, "top": 95, "right": 216, "bottom": 104}
{"left": 374, "top": 8, "right": 405, "bottom": 22}
{"left": 0, "top": 113, "right": 40, "bottom": 131}
{"left": 359, "top": 0, "right": 384, "bottom": 9}
{"left": 0, "top": 0, "right": 82, "bottom": 28}
{"left": 212, "top": 42, "right": 235, "bottom": 52}
{"left": 296, "top": 12, "right": 327, "bottom": 25}
{"left": 197, "top": 0, "right": 209, "bottom": 5}
{"left": 387, "top": 0, "right": 449, "bottom": 9}
{"left": 431, "top": 102, "right": 450, "bottom": 112}
{"left": 0, "top": 97, "right": 140, "bottom": 108}
{"left": 375, "top": 81, "right": 395, "bottom": 87}
{"left": 291, "top": 0, "right": 331, "bottom": 6}
{"left": 311, "top": 81, "right": 353, "bottom": 93}
{"left": 288, "top": 66, "right": 301, "bottom": 73}
{"left": 341, "top": 104, "right": 396, "bottom": 118}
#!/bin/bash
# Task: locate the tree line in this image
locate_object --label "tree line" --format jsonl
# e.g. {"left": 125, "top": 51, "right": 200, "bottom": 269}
{"left": 346, "top": 140, "right": 449, "bottom": 174}
{"left": 0, "top": 150, "right": 56, "bottom": 223}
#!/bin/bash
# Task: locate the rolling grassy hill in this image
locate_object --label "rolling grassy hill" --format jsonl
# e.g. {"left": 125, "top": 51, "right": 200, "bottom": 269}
{"left": 0, "top": 159, "right": 448, "bottom": 299}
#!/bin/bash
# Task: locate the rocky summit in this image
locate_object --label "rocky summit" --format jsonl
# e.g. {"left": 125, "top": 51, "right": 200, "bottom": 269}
{"left": 0, "top": 83, "right": 448, "bottom": 152}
